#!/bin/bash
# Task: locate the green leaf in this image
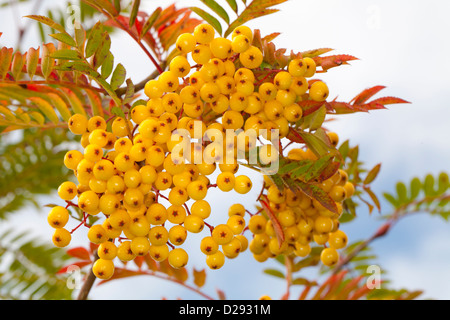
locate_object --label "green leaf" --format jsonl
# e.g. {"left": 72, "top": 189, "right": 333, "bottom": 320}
{"left": 50, "top": 49, "right": 82, "bottom": 60}
{"left": 278, "top": 158, "right": 310, "bottom": 175}
{"left": 123, "top": 78, "right": 135, "bottom": 104}
{"left": 296, "top": 180, "right": 338, "bottom": 214}
{"left": 364, "top": 163, "right": 381, "bottom": 185}
{"left": 226, "top": 0, "right": 238, "bottom": 13}
{"left": 74, "top": 25, "right": 87, "bottom": 52}
{"left": 383, "top": 192, "right": 399, "bottom": 208}
{"left": 292, "top": 277, "right": 317, "bottom": 286}
{"left": 129, "top": 0, "right": 141, "bottom": 27}
{"left": 423, "top": 174, "right": 436, "bottom": 197}
{"left": 83, "top": 0, "right": 119, "bottom": 17}
{"left": 190, "top": 7, "right": 223, "bottom": 35}
{"left": 49, "top": 33, "right": 77, "bottom": 47}
{"left": 92, "top": 31, "right": 111, "bottom": 69}
{"left": 24, "top": 15, "right": 67, "bottom": 34}
{"left": 101, "top": 52, "right": 114, "bottom": 79}
{"left": 28, "top": 97, "right": 59, "bottom": 124}
{"left": 111, "top": 106, "right": 125, "bottom": 118}
{"left": 263, "top": 268, "right": 285, "bottom": 279}
{"left": 224, "top": 0, "right": 288, "bottom": 37}
{"left": 438, "top": 172, "right": 449, "bottom": 194}
{"left": 339, "top": 211, "right": 356, "bottom": 223}
{"left": 302, "top": 154, "right": 334, "bottom": 182}
{"left": 140, "top": 7, "right": 162, "bottom": 38}
{"left": 199, "top": 0, "right": 230, "bottom": 24}
{"left": 304, "top": 104, "right": 326, "bottom": 131}
{"left": 396, "top": 182, "right": 408, "bottom": 204}
{"left": 294, "top": 128, "right": 337, "bottom": 158}
{"left": 409, "top": 177, "right": 422, "bottom": 200}
{"left": 85, "top": 21, "right": 104, "bottom": 58}
{"left": 110, "top": 63, "right": 126, "bottom": 90}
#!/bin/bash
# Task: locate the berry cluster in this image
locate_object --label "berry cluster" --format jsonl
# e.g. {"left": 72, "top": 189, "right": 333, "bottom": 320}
{"left": 251, "top": 142, "right": 353, "bottom": 266}
{"left": 49, "top": 22, "right": 350, "bottom": 280}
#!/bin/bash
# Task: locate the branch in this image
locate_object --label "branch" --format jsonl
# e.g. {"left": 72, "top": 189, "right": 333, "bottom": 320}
{"left": 115, "top": 61, "right": 167, "bottom": 97}
{"left": 76, "top": 252, "right": 99, "bottom": 300}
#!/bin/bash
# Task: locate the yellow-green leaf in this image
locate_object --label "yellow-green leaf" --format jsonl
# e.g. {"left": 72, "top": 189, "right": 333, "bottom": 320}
{"left": 41, "top": 43, "right": 56, "bottom": 80}
{"left": 85, "top": 21, "right": 103, "bottom": 58}
{"left": 11, "top": 51, "right": 26, "bottom": 81}
{"left": 190, "top": 7, "right": 222, "bottom": 35}
{"left": 25, "top": 15, "right": 67, "bottom": 34}
{"left": 27, "top": 47, "right": 40, "bottom": 80}
{"left": 110, "top": 63, "right": 126, "bottom": 90}
{"left": 0, "top": 47, "right": 13, "bottom": 80}
{"left": 199, "top": 0, "right": 230, "bottom": 24}
{"left": 47, "top": 93, "right": 72, "bottom": 122}
{"left": 60, "top": 87, "right": 86, "bottom": 117}
{"left": 226, "top": 0, "right": 238, "bottom": 13}
{"left": 28, "top": 97, "right": 59, "bottom": 124}
{"left": 101, "top": 52, "right": 114, "bottom": 79}
{"left": 140, "top": 7, "right": 162, "bottom": 39}
{"left": 364, "top": 163, "right": 381, "bottom": 185}
{"left": 0, "top": 105, "right": 16, "bottom": 121}
{"left": 29, "top": 111, "right": 46, "bottom": 125}
{"left": 50, "top": 32, "right": 77, "bottom": 47}
{"left": 85, "top": 89, "right": 104, "bottom": 117}
{"left": 83, "top": 0, "right": 119, "bottom": 17}
{"left": 50, "top": 49, "right": 82, "bottom": 60}
{"left": 129, "top": 0, "right": 141, "bottom": 27}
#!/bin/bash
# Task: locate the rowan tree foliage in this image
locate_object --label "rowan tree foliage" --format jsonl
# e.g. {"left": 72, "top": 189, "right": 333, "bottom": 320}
{"left": 0, "top": 0, "right": 448, "bottom": 301}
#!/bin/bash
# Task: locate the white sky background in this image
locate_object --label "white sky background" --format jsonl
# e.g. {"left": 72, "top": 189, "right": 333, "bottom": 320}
{"left": 1, "top": 0, "right": 450, "bottom": 300}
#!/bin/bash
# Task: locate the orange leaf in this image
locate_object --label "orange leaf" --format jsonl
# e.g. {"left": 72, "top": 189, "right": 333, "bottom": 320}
{"left": 67, "top": 247, "right": 92, "bottom": 261}
{"left": 260, "top": 196, "right": 285, "bottom": 247}
{"left": 57, "top": 261, "right": 91, "bottom": 274}
{"left": 301, "top": 48, "right": 334, "bottom": 58}
{"left": 368, "top": 96, "right": 411, "bottom": 106}
{"left": 193, "top": 268, "right": 206, "bottom": 288}
{"left": 297, "top": 100, "right": 325, "bottom": 117}
{"left": 98, "top": 267, "right": 145, "bottom": 284}
{"left": 350, "top": 85, "right": 386, "bottom": 105}
{"left": 314, "top": 54, "right": 358, "bottom": 72}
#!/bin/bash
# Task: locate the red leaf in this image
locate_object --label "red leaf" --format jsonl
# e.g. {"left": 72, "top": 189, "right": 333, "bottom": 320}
{"left": 97, "top": 267, "right": 145, "bottom": 284}
{"left": 66, "top": 247, "right": 91, "bottom": 261}
{"left": 296, "top": 180, "right": 338, "bottom": 214}
{"left": 89, "top": 242, "right": 99, "bottom": 254}
{"left": 368, "top": 96, "right": 411, "bottom": 106}
{"left": 350, "top": 85, "right": 386, "bottom": 105}
{"left": 360, "top": 101, "right": 387, "bottom": 111}
{"left": 134, "top": 255, "right": 145, "bottom": 269}
{"left": 57, "top": 261, "right": 91, "bottom": 274}
{"left": 327, "top": 101, "right": 384, "bottom": 114}
{"left": 314, "top": 54, "right": 358, "bottom": 72}
{"left": 317, "top": 161, "right": 340, "bottom": 182}
{"left": 260, "top": 197, "right": 285, "bottom": 247}
{"left": 286, "top": 127, "right": 305, "bottom": 144}
{"left": 297, "top": 100, "right": 325, "bottom": 117}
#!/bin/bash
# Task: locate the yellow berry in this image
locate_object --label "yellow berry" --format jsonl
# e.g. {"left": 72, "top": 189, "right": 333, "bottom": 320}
{"left": 52, "top": 228, "right": 71, "bottom": 247}
{"left": 168, "top": 248, "right": 189, "bottom": 269}
{"left": 320, "top": 247, "right": 339, "bottom": 267}
{"left": 92, "top": 258, "right": 115, "bottom": 280}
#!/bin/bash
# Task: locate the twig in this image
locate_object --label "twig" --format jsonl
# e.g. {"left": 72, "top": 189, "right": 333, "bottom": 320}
{"left": 114, "top": 61, "right": 166, "bottom": 97}
{"left": 77, "top": 252, "right": 99, "bottom": 300}
{"left": 332, "top": 221, "right": 392, "bottom": 275}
